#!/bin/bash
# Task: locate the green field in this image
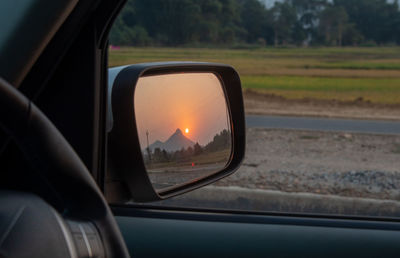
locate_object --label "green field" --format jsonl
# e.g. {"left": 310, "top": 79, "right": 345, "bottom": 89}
{"left": 109, "top": 47, "right": 400, "bottom": 104}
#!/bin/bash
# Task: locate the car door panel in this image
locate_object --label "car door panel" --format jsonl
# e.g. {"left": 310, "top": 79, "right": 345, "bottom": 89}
{"left": 115, "top": 207, "right": 400, "bottom": 257}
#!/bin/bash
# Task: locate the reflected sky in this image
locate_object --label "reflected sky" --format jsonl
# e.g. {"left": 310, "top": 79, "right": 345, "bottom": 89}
{"left": 134, "top": 72, "right": 230, "bottom": 147}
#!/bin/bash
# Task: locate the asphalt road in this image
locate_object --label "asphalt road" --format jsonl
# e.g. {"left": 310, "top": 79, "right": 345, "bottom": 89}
{"left": 246, "top": 115, "right": 400, "bottom": 135}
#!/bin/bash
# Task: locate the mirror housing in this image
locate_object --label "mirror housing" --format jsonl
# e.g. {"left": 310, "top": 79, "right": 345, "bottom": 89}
{"left": 108, "top": 62, "right": 245, "bottom": 202}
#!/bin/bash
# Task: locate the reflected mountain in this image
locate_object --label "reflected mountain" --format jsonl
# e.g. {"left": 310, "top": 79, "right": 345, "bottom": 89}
{"left": 149, "top": 128, "right": 195, "bottom": 152}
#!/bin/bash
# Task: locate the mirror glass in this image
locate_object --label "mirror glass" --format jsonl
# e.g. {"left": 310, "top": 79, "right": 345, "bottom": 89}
{"left": 134, "top": 72, "right": 232, "bottom": 192}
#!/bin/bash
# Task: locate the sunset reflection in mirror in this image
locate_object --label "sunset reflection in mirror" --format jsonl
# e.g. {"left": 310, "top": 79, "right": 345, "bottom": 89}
{"left": 134, "top": 72, "right": 232, "bottom": 191}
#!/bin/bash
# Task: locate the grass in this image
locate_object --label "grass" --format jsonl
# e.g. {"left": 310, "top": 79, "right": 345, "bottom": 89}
{"left": 242, "top": 75, "right": 400, "bottom": 104}
{"left": 109, "top": 46, "right": 400, "bottom": 105}
{"left": 311, "top": 62, "right": 400, "bottom": 70}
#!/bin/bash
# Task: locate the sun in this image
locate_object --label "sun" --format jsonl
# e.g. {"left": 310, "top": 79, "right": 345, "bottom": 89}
{"left": 185, "top": 128, "right": 189, "bottom": 134}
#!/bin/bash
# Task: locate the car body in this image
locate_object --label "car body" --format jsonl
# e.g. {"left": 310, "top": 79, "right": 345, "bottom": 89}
{"left": 0, "top": 0, "right": 400, "bottom": 257}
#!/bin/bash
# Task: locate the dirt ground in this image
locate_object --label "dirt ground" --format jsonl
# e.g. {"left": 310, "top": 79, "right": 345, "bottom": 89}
{"left": 215, "top": 128, "right": 400, "bottom": 200}
{"left": 162, "top": 93, "right": 400, "bottom": 207}
{"left": 212, "top": 93, "right": 400, "bottom": 202}
{"left": 244, "top": 89, "right": 400, "bottom": 121}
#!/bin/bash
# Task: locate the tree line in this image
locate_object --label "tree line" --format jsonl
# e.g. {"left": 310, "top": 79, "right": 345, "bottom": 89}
{"left": 110, "top": 0, "right": 400, "bottom": 47}
{"left": 145, "top": 129, "right": 231, "bottom": 164}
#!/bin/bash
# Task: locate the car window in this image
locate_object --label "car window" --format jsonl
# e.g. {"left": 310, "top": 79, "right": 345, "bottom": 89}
{"left": 107, "top": 0, "right": 400, "bottom": 218}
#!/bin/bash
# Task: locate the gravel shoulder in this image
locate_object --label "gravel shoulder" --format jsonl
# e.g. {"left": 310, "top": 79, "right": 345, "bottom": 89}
{"left": 214, "top": 128, "right": 400, "bottom": 201}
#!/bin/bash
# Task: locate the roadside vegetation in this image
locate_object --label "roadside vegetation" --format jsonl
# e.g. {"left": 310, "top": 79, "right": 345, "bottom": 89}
{"left": 110, "top": 0, "right": 400, "bottom": 48}
{"left": 109, "top": 47, "right": 400, "bottom": 105}
{"left": 109, "top": 0, "right": 400, "bottom": 107}
{"left": 145, "top": 129, "right": 231, "bottom": 170}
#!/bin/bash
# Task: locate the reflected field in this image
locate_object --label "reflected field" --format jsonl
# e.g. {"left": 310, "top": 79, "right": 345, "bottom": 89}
{"left": 148, "top": 149, "right": 230, "bottom": 189}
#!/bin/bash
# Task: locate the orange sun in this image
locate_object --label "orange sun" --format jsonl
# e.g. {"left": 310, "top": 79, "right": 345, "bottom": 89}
{"left": 185, "top": 128, "right": 189, "bottom": 134}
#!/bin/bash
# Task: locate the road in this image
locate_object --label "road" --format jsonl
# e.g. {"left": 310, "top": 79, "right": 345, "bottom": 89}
{"left": 246, "top": 115, "right": 400, "bottom": 135}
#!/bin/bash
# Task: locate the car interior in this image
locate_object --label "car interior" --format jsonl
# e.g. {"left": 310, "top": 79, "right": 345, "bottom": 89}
{"left": 0, "top": 0, "right": 400, "bottom": 257}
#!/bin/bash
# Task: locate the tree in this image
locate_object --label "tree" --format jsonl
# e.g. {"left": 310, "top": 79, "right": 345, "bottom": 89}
{"left": 145, "top": 147, "right": 152, "bottom": 163}
{"left": 318, "top": 6, "right": 348, "bottom": 46}
{"left": 186, "top": 146, "right": 194, "bottom": 157}
{"left": 153, "top": 148, "right": 163, "bottom": 162}
{"left": 219, "top": 0, "right": 243, "bottom": 43}
{"left": 109, "top": 0, "right": 400, "bottom": 47}
{"left": 162, "top": 149, "right": 169, "bottom": 162}
{"left": 239, "top": 0, "right": 272, "bottom": 44}
{"left": 291, "top": 20, "right": 307, "bottom": 46}
{"left": 204, "top": 129, "right": 231, "bottom": 153}
{"left": 342, "top": 23, "right": 364, "bottom": 46}
{"left": 333, "top": 0, "right": 399, "bottom": 44}
{"left": 134, "top": 0, "right": 201, "bottom": 45}
{"left": 193, "top": 142, "right": 203, "bottom": 155}
{"left": 271, "top": 2, "right": 297, "bottom": 46}
{"left": 289, "top": 0, "right": 327, "bottom": 45}
{"left": 109, "top": 0, "right": 152, "bottom": 46}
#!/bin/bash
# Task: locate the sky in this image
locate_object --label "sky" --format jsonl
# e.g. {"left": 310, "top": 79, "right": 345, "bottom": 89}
{"left": 134, "top": 73, "right": 231, "bottom": 148}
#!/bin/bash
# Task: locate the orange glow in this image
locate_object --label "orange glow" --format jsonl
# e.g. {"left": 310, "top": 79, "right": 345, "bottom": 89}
{"left": 135, "top": 73, "right": 230, "bottom": 146}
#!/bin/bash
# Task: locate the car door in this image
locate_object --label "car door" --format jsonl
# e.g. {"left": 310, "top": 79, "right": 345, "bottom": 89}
{"left": 104, "top": 1, "right": 400, "bottom": 258}
{"left": 1, "top": 0, "right": 400, "bottom": 257}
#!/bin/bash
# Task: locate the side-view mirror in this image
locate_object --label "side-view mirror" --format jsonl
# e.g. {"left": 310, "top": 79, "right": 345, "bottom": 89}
{"left": 108, "top": 62, "right": 245, "bottom": 202}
